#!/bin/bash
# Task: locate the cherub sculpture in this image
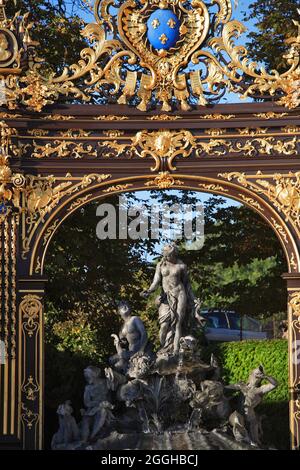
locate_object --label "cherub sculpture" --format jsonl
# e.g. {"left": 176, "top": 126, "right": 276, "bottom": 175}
{"left": 109, "top": 301, "right": 149, "bottom": 373}
{"left": 227, "top": 365, "right": 277, "bottom": 445}
{"left": 51, "top": 400, "right": 80, "bottom": 449}
{"left": 189, "top": 380, "right": 230, "bottom": 428}
{"left": 81, "top": 366, "right": 114, "bottom": 442}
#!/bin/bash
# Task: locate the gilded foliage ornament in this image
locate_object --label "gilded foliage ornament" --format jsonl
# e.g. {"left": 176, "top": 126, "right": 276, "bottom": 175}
{"left": 219, "top": 171, "right": 300, "bottom": 235}
{"left": 0, "top": 0, "right": 298, "bottom": 111}
{"left": 145, "top": 171, "right": 185, "bottom": 188}
{"left": 132, "top": 129, "right": 196, "bottom": 171}
{"left": 289, "top": 292, "right": 300, "bottom": 317}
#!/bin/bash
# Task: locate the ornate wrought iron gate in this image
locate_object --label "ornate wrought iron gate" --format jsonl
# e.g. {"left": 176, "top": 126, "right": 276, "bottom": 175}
{"left": 0, "top": 0, "right": 299, "bottom": 450}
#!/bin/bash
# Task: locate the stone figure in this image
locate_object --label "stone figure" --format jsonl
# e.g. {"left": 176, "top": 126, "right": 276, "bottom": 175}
{"left": 51, "top": 401, "right": 80, "bottom": 449}
{"left": 81, "top": 366, "right": 114, "bottom": 442}
{"left": 178, "top": 335, "right": 197, "bottom": 368}
{"left": 142, "top": 243, "right": 195, "bottom": 355}
{"left": 109, "top": 301, "right": 149, "bottom": 373}
{"left": 52, "top": 247, "right": 278, "bottom": 450}
{"left": 189, "top": 380, "right": 230, "bottom": 428}
{"left": 227, "top": 365, "right": 277, "bottom": 445}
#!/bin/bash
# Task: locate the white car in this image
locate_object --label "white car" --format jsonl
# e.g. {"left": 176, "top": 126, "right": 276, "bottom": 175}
{"left": 200, "top": 309, "right": 267, "bottom": 342}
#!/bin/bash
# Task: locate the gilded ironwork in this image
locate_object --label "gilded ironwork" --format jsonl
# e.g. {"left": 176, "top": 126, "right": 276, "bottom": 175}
{"left": 20, "top": 403, "right": 39, "bottom": 430}
{"left": 0, "top": 0, "right": 298, "bottom": 112}
{"left": 19, "top": 291, "right": 43, "bottom": 448}
{"left": 238, "top": 194, "right": 264, "bottom": 212}
{"left": 271, "top": 217, "right": 289, "bottom": 244}
{"left": 254, "top": 112, "right": 289, "bottom": 120}
{"left": 18, "top": 126, "right": 299, "bottom": 166}
{"left": 131, "top": 129, "right": 196, "bottom": 171}
{"left": 103, "top": 184, "right": 134, "bottom": 192}
{"left": 290, "top": 292, "right": 300, "bottom": 317}
{"left": 147, "top": 114, "right": 182, "bottom": 120}
{"left": 198, "top": 182, "right": 228, "bottom": 192}
{"left": 19, "top": 294, "right": 42, "bottom": 338}
{"left": 144, "top": 171, "right": 185, "bottom": 188}
{"left": 290, "top": 253, "right": 298, "bottom": 271}
{"left": 20, "top": 173, "right": 112, "bottom": 259}
{"left": 22, "top": 376, "right": 39, "bottom": 402}
{"left": 0, "top": 207, "right": 18, "bottom": 360}
{"left": 219, "top": 171, "right": 300, "bottom": 236}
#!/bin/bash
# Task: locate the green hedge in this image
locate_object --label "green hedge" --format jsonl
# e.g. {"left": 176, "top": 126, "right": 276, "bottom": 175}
{"left": 204, "top": 339, "right": 289, "bottom": 449}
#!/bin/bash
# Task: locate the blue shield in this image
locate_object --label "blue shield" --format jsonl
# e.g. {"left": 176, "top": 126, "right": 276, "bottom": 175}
{"left": 147, "top": 9, "right": 181, "bottom": 51}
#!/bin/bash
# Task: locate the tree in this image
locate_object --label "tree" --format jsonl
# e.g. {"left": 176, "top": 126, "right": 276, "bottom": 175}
{"left": 179, "top": 200, "right": 287, "bottom": 317}
{"left": 44, "top": 193, "right": 158, "bottom": 363}
{"left": 244, "top": 0, "right": 299, "bottom": 72}
{"left": 7, "top": 0, "right": 90, "bottom": 72}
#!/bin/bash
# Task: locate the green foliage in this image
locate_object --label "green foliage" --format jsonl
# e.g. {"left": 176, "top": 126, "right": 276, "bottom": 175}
{"left": 44, "top": 195, "right": 156, "bottom": 361}
{"left": 245, "top": 0, "right": 299, "bottom": 72}
{"left": 179, "top": 202, "right": 287, "bottom": 317}
{"left": 208, "top": 339, "right": 288, "bottom": 402}
{"left": 7, "top": 1, "right": 89, "bottom": 73}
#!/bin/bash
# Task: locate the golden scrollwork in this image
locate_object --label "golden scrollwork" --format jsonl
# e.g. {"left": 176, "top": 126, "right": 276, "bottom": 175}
{"left": 238, "top": 194, "right": 264, "bottom": 211}
{"left": 21, "top": 403, "right": 39, "bottom": 430}
{"left": 145, "top": 171, "right": 185, "bottom": 189}
{"left": 103, "top": 184, "right": 134, "bottom": 193}
{"left": 19, "top": 127, "right": 299, "bottom": 168}
{"left": 93, "top": 115, "right": 129, "bottom": 121}
{"left": 219, "top": 171, "right": 300, "bottom": 236}
{"left": 254, "top": 112, "right": 289, "bottom": 120}
{"left": 41, "top": 115, "right": 75, "bottom": 121}
{"left": 146, "top": 115, "right": 182, "bottom": 120}
{"left": 0, "top": 0, "right": 298, "bottom": 112}
{"left": 67, "top": 194, "right": 93, "bottom": 213}
{"left": 0, "top": 112, "right": 22, "bottom": 119}
{"left": 198, "top": 183, "right": 229, "bottom": 192}
{"left": 22, "top": 140, "right": 98, "bottom": 159}
{"left": 290, "top": 253, "right": 298, "bottom": 272}
{"left": 283, "top": 125, "right": 300, "bottom": 134}
{"left": 34, "top": 256, "right": 42, "bottom": 274}
{"left": 199, "top": 113, "right": 236, "bottom": 120}
{"left": 102, "top": 130, "right": 125, "bottom": 138}
{"left": 289, "top": 292, "right": 300, "bottom": 317}
{"left": 21, "top": 376, "right": 39, "bottom": 402}
{"left": 198, "top": 136, "right": 298, "bottom": 157}
{"left": 205, "top": 128, "right": 226, "bottom": 136}
{"left": 19, "top": 294, "right": 42, "bottom": 338}
{"left": 42, "top": 219, "right": 60, "bottom": 248}
{"left": 20, "top": 173, "right": 112, "bottom": 258}
{"left": 131, "top": 129, "right": 196, "bottom": 171}
{"left": 271, "top": 217, "right": 289, "bottom": 244}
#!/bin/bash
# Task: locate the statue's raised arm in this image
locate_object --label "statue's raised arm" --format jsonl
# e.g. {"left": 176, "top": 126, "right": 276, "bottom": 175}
{"left": 141, "top": 262, "right": 162, "bottom": 298}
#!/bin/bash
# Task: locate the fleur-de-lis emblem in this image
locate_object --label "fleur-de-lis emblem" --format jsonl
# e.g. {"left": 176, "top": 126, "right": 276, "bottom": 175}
{"left": 151, "top": 18, "right": 160, "bottom": 29}
{"left": 159, "top": 33, "right": 168, "bottom": 45}
{"left": 167, "top": 18, "right": 176, "bottom": 29}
